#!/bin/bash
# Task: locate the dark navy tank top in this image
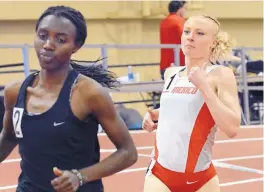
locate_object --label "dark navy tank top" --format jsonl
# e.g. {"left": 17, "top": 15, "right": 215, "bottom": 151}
{"left": 12, "top": 70, "right": 103, "bottom": 192}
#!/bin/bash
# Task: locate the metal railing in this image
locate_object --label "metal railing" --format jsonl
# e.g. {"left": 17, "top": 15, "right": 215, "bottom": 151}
{"left": 0, "top": 43, "right": 263, "bottom": 125}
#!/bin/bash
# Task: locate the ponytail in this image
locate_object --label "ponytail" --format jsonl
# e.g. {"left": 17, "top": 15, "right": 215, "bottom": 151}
{"left": 70, "top": 59, "right": 120, "bottom": 89}
{"left": 210, "top": 31, "right": 234, "bottom": 63}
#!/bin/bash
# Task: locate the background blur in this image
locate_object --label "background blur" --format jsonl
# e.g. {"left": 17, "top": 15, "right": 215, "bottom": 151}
{"left": 0, "top": 0, "right": 263, "bottom": 129}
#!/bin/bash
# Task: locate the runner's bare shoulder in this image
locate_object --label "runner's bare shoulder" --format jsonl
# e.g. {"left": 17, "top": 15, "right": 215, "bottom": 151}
{"left": 164, "top": 66, "right": 185, "bottom": 81}
{"left": 4, "top": 81, "right": 23, "bottom": 109}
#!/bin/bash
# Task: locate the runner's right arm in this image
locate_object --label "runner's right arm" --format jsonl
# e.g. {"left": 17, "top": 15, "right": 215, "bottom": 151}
{"left": 0, "top": 82, "right": 21, "bottom": 163}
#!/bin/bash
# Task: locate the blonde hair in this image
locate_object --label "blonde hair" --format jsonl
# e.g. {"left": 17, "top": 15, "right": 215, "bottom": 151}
{"left": 190, "top": 14, "right": 235, "bottom": 63}
{"left": 210, "top": 30, "right": 234, "bottom": 63}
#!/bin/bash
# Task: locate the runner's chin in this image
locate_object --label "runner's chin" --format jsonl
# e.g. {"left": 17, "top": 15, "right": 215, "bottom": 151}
{"left": 39, "top": 55, "right": 56, "bottom": 69}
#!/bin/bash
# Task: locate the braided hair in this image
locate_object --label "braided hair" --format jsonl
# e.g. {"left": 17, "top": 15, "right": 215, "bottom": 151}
{"left": 36, "top": 5, "right": 120, "bottom": 89}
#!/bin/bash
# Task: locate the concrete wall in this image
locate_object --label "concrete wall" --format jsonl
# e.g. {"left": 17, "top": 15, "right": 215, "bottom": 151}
{"left": 0, "top": 1, "right": 262, "bottom": 115}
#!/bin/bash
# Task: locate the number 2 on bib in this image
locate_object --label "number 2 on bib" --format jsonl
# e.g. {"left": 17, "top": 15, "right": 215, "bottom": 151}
{"left": 13, "top": 108, "right": 24, "bottom": 138}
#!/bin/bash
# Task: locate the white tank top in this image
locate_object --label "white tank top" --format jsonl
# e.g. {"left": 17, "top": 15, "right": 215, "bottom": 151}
{"left": 154, "top": 65, "right": 219, "bottom": 173}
